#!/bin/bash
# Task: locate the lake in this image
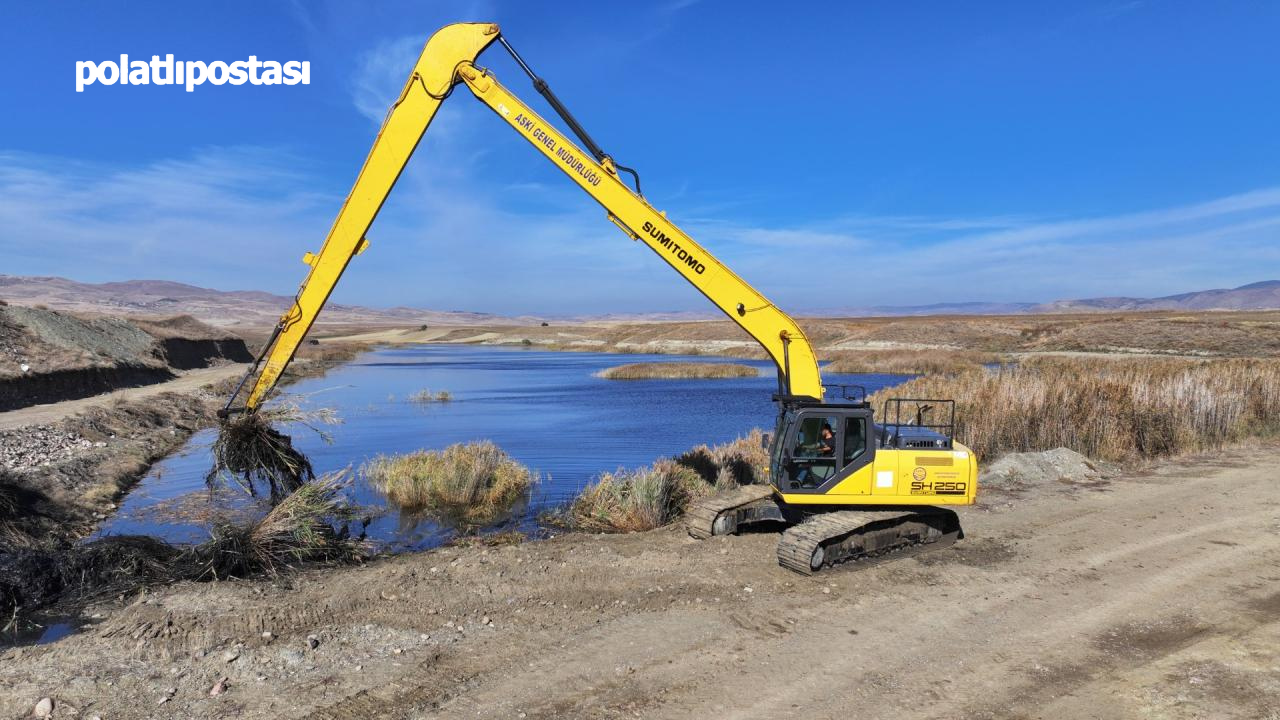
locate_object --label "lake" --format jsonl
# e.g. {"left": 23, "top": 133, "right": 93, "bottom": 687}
{"left": 98, "top": 345, "right": 911, "bottom": 551}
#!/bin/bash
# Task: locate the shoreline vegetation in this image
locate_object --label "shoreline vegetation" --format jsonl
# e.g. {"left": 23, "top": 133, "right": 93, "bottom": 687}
{"left": 595, "top": 362, "right": 759, "bottom": 380}
{"left": 557, "top": 430, "right": 768, "bottom": 533}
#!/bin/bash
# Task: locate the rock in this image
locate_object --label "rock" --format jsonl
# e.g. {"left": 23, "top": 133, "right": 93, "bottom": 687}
{"left": 209, "top": 676, "right": 229, "bottom": 697}
{"left": 261, "top": 631, "right": 274, "bottom": 643}
{"left": 33, "top": 697, "right": 53, "bottom": 718}
{"left": 222, "top": 649, "right": 240, "bottom": 663}
{"left": 306, "top": 634, "right": 320, "bottom": 650}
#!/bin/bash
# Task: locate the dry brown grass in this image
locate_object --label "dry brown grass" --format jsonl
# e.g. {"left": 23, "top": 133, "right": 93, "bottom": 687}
{"left": 824, "top": 349, "right": 1004, "bottom": 375}
{"left": 363, "top": 441, "right": 534, "bottom": 527}
{"left": 565, "top": 460, "right": 710, "bottom": 533}
{"left": 675, "top": 429, "right": 770, "bottom": 489}
{"left": 193, "top": 472, "right": 367, "bottom": 579}
{"left": 869, "top": 357, "right": 1280, "bottom": 463}
{"left": 558, "top": 431, "right": 768, "bottom": 533}
{"left": 596, "top": 362, "right": 759, "bottom": 380}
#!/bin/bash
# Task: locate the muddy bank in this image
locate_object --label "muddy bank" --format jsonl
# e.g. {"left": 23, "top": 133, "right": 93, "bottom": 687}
{"left": 0, "top": 337, "right": 373, "bottom": 626}
{"left": 1, "top": 443, "right": 1276, "bottom": 719}
{"left": 0, "top": 365, "right": 176, "bottom": 412}
{"left": 0, "top": 392, "right": 213, "bottom": 549}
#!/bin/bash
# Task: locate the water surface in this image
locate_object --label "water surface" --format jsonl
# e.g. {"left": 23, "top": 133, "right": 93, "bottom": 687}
{"left": 99, "top": 345, "right": 909, "bottom": 551}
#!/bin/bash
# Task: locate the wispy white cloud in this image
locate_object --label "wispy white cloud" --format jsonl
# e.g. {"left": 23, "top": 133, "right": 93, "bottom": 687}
{"left": 0, "top": 148, "right": 335, "bottom": 293}
{"left": 698, "top": 187, "right": 1280, "bottom": 308}
{"left": 1, "top": 140, "right": 1276, "bottom": 313}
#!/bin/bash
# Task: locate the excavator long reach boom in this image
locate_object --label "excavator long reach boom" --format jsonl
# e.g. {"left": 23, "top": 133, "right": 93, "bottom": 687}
{"left": 231, "top": 21, "right": 821, "bottom": 412}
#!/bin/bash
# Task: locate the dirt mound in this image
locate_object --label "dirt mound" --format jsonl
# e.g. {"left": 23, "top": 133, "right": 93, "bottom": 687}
{"left": 980, "top": 447, "right": 1118, "bottom": 498}
{"left": 133, "top": 314, "right": 239, "bottom": 341}
{"left": 0, "top": 305, "right": 162, "bottom": 381}
{"left": 0, "top": 307, "right": 250, "bottom": 410}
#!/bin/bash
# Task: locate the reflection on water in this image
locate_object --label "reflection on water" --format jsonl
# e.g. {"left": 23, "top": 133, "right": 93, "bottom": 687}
{"left": 98, "top": 345, "right": 910, "bottom": 552}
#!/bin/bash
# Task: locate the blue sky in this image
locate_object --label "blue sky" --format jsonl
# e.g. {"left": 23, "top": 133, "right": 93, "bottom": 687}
{"left": 1, "top": 1, "right": 1278, "bottom": 314}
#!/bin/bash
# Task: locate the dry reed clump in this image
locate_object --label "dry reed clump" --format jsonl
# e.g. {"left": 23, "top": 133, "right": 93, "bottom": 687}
{"left": 207, "top": 398, "right": 340, "bottom": 501}
{"left": 825, "top": 349, "right": 1004, "bottom": 375}
{"left": 596, "top": 362, "right": 759, "bottom": 380}
{"left": 408, "top": 389, "right": 452, "bottom": 403}
{"left": 867, "top": 357, "right": 1280, "bottom": 463}
{"left": 192, "top": 473, "right": 366, "bottom": 579}
{"left": 363, "top": 441, "right": 534, "bottom": 527}
{"left": 566, "top": 460, "right": 710, "bottom": 533}
{"left": 675, "top": 429, "right": 770, "bottom": 489}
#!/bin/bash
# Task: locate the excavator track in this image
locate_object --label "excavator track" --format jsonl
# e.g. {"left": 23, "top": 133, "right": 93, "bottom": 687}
{"left": 685, "top": 485, "right": 778, "bottom": 539}
{"left": 776, "top": 508, "right": 961, "bottom": 575}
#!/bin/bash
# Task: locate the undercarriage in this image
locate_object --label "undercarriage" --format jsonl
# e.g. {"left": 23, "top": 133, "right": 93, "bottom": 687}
{"left": 685, "top": 487, "right": 963, "bottom": 575}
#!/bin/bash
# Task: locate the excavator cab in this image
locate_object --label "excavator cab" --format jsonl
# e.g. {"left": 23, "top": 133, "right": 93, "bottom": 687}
{"left": 768, "top": 403, "right": 876, "bottom": 492}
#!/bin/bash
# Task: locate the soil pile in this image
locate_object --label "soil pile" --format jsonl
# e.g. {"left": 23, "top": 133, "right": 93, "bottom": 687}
{"left": 980, "top": 447, "right": 1119, "bottom": 500}
{"left": 0, "top": 307, "right": 249, "bottom": 410}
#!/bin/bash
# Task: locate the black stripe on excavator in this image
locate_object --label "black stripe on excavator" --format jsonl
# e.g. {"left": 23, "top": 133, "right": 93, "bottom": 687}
{"left": 495, "top": 34, "right": 643, "bottom": 196}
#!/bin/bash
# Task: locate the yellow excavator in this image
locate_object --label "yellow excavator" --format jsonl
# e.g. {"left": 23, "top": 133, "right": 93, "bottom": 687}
{"left": 224, "top": 22, "right": 978, "bottom": 574}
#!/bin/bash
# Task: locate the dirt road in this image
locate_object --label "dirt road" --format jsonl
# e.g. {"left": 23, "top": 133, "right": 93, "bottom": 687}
{"left": 0, "top": 364, "right": 247, "bottom": 432}
{"left": 3, "top": 444, "right": 1279, "bottom": 719}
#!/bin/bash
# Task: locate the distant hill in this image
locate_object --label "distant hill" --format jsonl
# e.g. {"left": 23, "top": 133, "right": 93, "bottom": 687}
{"left": 813, "top": 281, "right": 1280, "bottom": 317}
{"left": 2, "top": 275, "right": 1277, "bottom": 325}
{"left": 1033, "top": 280, "right": 1280, "bottom": 313}
{"left": 0, "top": 275, "right": 540, "bottom": 328}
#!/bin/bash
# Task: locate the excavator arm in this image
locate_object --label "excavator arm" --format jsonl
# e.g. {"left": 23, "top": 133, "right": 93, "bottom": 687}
{"left": 229, "top": 22, "right": 822, "bottom": 412}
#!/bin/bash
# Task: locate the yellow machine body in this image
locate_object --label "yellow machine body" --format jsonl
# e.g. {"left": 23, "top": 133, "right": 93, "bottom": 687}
{"left": 776, "top": 444, "right": 978, "bottom": 506}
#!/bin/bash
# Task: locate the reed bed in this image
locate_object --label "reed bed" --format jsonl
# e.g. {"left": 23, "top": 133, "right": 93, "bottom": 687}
{"left": 868, "top": 357, "right": 1280, "bottom": 463}
{"left": 825, "top": 349, "right": 1004, "bottom": 375}
{"left": 596, "top": 362, "right": 759, "bottom": 380}
{"left": 566, "top": 460, "right": 710, "bottom": 533}
{"left": 559, "top": 431, "right": 768, "bottom": 533}
{"left": 363, "top": 441, "right": 534, "bottom": 527}
{"left": 675, "top": 429, "right": 770, "bottom": 489}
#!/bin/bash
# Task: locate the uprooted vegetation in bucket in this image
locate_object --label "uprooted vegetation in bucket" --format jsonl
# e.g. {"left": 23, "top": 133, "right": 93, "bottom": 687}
{"left": 207, "top": 397, "right": 339, "bottom": 500}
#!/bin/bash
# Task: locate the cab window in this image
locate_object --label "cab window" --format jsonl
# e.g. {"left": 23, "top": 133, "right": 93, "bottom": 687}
{"left": 792, "top": 416, "right": 837, "bottom": 458}
{"left": 843, "top": 417, "right": 867, "bottom": 465}
{"left": 789, "top": 415, "right": 838, "bottom": 488}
